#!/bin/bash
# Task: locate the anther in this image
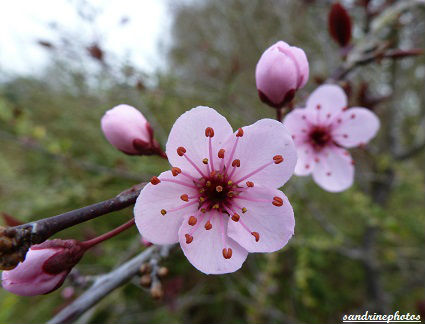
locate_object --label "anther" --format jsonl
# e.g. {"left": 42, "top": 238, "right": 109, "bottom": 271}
{"left": 216, "top": 185, "right": 223, "bottom": 192}
{"left": 273, "top": 155, "right": 284, "bottom": 164}
{"left": 185, "top": 234, "right": 193, "bottom": 244}
{"left": 160, "top": 209, "right": 167, "bottom": 215}
{"left": 199, "top": 188, "right": 205, "bottom": 194}
{"left": 251, "top": 232, "right": 260, "bottom": 242}
{"left": 199, "top": 197, "right": 206, "bottom": 203}
{"left": 227, "top": 191, "right": 234, "bottom": 197}
{"left": 150, "top": 176, "right": 161, "bottom": 185}
{"left": 218, "top": 149, "right": 225, "bottom": 159}
{"left": 177, "top": 146, "right": 186, "bottom": 156}
{"left": 171, "top": 167, "right": 181, "bottom": 176}
{"left": 205, "top": 127, "right": 214, "bottom": 137}
{"left": 272, "top": 196, "right": 283, "bottom": 207}
{"left": 232, "top": 159, "right": 240, "bottom": 167}
{"left": 241, "top": 207, "right": 247, "bottom": 213}
{"left": 206, "top": 181, "right": 212, "bottom": 187}
{"left": 202, "top": 158, "right": 209, "bottom": 164}
{"left": 222, "top": 248, "right": 233, "bottom": 259}
{"left": 231, "top": 213, "right": 240, "bottom": 222}
{"left": 246, "top": 181, "right": 254, "bottom": 187}
{"left": 212, "top": 203, "right": 219, "bottom": 209}
{"left": 188, "top": 216, "right": 197, "bottom": 226}
{"left": 236, "top": 128, "right": 244, "bottom": 137}
{"left": 204, "top": 220, "right": 212, "bottom": 230}
{"left": 343, "top": 134, "right": 348, "bottom": 138}
{"left": 210, "top": 171, "right": 216, "bottom": 177}
{"left": 316, "top": 104, "right": 321, "bottom": 110}
{"left": 201, "top": 208, "right": 206, "bottom": 213}
{"left": 351, "top": 113, "right": 356, "bottom": 119}
{"left": 180, "top": 194, "right": 189, "bottom": 202}
{"left": 227, "top": 180, "right": 233, "bottom": 186}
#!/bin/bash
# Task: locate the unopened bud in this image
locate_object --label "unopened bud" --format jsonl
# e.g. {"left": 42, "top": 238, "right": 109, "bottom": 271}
{"left": 157, "top": 266, "right": 169, "bottom": 278}
{"left": 140, "top": 274, "right": 152, "bottom": 287}
{"left": 150, "top": 282, "right": 163, "bottom": 299}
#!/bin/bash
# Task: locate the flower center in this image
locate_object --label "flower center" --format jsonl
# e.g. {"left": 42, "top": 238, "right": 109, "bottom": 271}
{"left": 309, "top": 126, "right": 331, "bottom": 150}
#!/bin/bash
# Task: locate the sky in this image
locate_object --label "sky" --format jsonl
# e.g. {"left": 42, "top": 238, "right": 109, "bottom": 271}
{"left": 0, "top": 0, "right": 169, "bottom": 75}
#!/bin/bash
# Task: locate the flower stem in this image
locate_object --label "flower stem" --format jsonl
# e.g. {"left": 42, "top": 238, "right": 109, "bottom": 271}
{"left": 276, "top": 107, "right": 283, "bottom": 122}
{"left": 81, "top": 218, "right": 135, "bottom": 249}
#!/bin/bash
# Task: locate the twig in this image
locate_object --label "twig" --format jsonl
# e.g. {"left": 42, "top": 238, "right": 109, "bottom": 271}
{"left": 47, "top": 245, "right": 163, "bottom": 324}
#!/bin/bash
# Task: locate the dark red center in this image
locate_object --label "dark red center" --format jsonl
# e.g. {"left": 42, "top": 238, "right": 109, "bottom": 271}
{"left": 309, "top": 127, "right": 331, "bottom": 150}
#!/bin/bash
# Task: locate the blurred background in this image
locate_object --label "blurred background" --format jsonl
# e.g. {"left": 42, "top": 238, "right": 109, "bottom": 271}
{"left": 0, "top": 0, "right": 424, "bottom": 323}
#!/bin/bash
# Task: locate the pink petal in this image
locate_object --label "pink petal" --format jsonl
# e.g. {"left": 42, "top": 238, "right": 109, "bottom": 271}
{"left": 332, "top": 107, "right": 380, "bottom": 148}
{"left": 178, "top": 212, "right": 248, "bottom": 274}
{"left": 227, "top": 186, "right": 294, "bottom": 253}
{"left": 283, "top": 108, "right": 315, "bottom": 145}
{"left": 294, "top": 144, "right": 316, "bottom": 176}
{"left": 312, "top": 147, "right": 354, "bottom": 192}
{"left": 288, "top": 46, "right": 309, "bottom": 88}
{"left": 224, "top": 119, "right": 297, "bottom": 188}
{"left": 306, "top": 84, "right": 347, "bottom": 119}
{"left": 166, "top": 107, "right": 233, "bottom": 177}
{"left": 134, "top": 170, "right": 198, "bottom": 244}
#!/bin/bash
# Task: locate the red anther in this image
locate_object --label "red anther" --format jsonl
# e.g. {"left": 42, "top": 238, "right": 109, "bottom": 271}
{"left": 314, "top": 157, "right": 320, "bottom": 163}
{"left": 236, "top": 128, "right": 244, "bottom": 137}
{"left": 206, "top": 181, "right": 212, "bottom": 187}
{"left": 292, "top": 135, "right": 296, "bottom": 139}
{"left": 326, "top": 113, "right": 331, "bottom": 118}
{"left": 273, "top": 155, "right": 284, "bottom": 164}
{"left": 177, "top": 146, "right": 186, "bottom": 156}
{"left": 343, "top": 134, "right": 348, "bottom": 138}
{"left": 216, "top": 185, "right": 223, "bottom": 192}
{"left": 185, "top": 234, "right": 193, "bottom": 244}
{"left": 204, "top": 220, "right": 212, "bottom": 230}
{"left": 232, "top": 159, "right": 240, "bottom": 167}
{"left": 251, "top": 232, "right": 260, "bottom": 242}
{"left": 150, "top": 176, "right": 161, "bottom": 185}
{"left": 202, "top": 158, "right": 209, "bottom": 164}
{"left": 272, "top": 196, "right": 283, "bottom": 207}
{"left": 305, "top": 164, "right": 310, "bottom": 169}
{"left": 218, "top": 149, "right": 225, "bottom": 159}
{"left": 351, "top": 113, "right": 356, "bottom": 119}
{"left": 337, "top": 118, "right": 342, "bottom": 123}
{"left": 171, "top": 167, "right": 182, "bottom": 176}
{"left": 246, "top": 181, "right": 254, "bottom": 188}
{"left": 302, "top": 115, "right": 306, "bottom": 120}
{"left": 188, "top": 216, "right": 197, "bottom": 226}
{"left": 241, "top": 207, "right": 247, "bottom": 213}
{"left": 316, "top": 104, "right": 321, "bottom": 110}
{"left": 210, "top": 171, "right": 216, "bottom": 177}
{"left": 160, "top": 209, "right": 167, "bottom": 215}
{"left": 205, "top": 127, "right": 214, "bottom": 137}
{"left": 180, "top": 194, "right": 189, "bottom": 202}
{"left": 222, "top": 248, "right": 232, "bottom": 259}
{"left": 342, "top": 106, "right": 348, "bottom": 111}
{"left": 199, "top": 197, "right": 206, "bottom": 203}
{"left": 326, "top": 172, "right": 332, "bottom": 176}
{"left": 231, "top": 213, "right": 240, "bottom": 222}
{"left": 351, "top": 160, "right": 355, "bottom": 165}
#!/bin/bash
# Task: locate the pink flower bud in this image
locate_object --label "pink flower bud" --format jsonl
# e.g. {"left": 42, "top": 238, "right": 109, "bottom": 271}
{"left": 255, "top": 41, "right": 309, "bottom": 108}
{"left": 101, "top": 104, "right": 165, "bottom": 157}
{"left": 1, "top": 240, "right": 85, "bottom": 296}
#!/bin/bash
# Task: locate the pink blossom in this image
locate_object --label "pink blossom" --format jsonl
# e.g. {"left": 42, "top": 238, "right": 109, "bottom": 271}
{"left": 256, "top": 41, "right": 309, "bottom": 108}
{"left": 134, "top": 107, "right": 297, "bottom": 274}
{"left": 1, "top": 240, "right": 84, "bottom": 296}
{"left": 283, "top": 84, "right": 380, "bottom": 192}
{"left": 101, "top": 104, "right": 164, "bottom": 156}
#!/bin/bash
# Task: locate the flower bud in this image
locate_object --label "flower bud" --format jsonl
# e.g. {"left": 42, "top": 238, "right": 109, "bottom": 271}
{"left": 1, "top": 240, "right": 85, "bottom": 296}
{"left": 101, "top": 104, "right": 165, "bottom": 157}
{"left": 255, "top": 41, "right": 309, "bottom": 108}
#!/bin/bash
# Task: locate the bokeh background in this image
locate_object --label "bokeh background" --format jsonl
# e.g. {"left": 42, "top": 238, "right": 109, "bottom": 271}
{"left": 0, "top": 0, "right": 424, "bottom": 323}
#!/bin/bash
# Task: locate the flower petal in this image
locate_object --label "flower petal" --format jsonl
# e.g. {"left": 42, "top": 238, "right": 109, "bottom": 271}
{"left": 332, "top": 107, "right": 380, "bottom": 148}
{"left": 306, "top": 84, "right": 347, "bottom": 118}
{"left": 294, "top": 144, "right": 316, "bottom": 176}
{"left": 166, "top": 107, "right": 234, "bottom": 177}
{"left": 227, "top": 186, "right": 294, "bottom": 253}
{"left": 178, "top": 212, "right": 248, "bottom": 274}
{"left": 134, "top": 170, "right": 198, "bottom": 244}
{"left": 312, "top": 147, "right": 354, "bottom": 192}
{"left": 283, "top": 108, "right": 315, "bottom": 145}
{"left": 225, "top": 119, "right": 297, "bottom": 188}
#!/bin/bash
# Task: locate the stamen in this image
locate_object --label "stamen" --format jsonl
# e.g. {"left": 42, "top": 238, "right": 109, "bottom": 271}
{"left": 177, "top": 146, "right": 186, "bottom": 156}
{"left": 161, "top": 209, "right": 167, "bottom": 215}
{"left": 188, "top": 216, "right": 197, "bottom": 226}
{"left": 171, "top": 167, "right": 181, "bottom": 176}
{"left": 234, "top": 159, "right": 275, "bottom": 184}
{"left": 218, "top": 149, "right": 225, "bottom": 159}
{"left": 231, "top": 213, "right": 240, "bottom": 222}
{"left": 199, "top": 197, "right": 206, "bottom": 203}
{"left": 206, "top": 181, "right": 212, "bottom": 187}
{"left": 272, "top": 196, "right": 283, "bottom": 207}
{"left": 180, "top": 194, "right": 189, "bottom": 202}
{"left": 185, "top": 234, "right": 193, "bottom": 244}
{"left": 202, "top": 158, "right": 209, "bottom": 164}
{"left": 236, "top": 128, "right": 244, "bottom": 137}
{"left": 212, "top": 203, "right": 220, "bottom": 209}
{"left": 273, "top": 155, "right": 284, "bottom": 164}
{"left": 225, "top": 137, "right": 240, "bottom": 171}
{"left": 161, "top": 179, "right": 197, "bottom": 189}
{"left": 183, "top": 153, "right": 207, "bottom": 177}
{"left": 251, "top": 232, "right": 260, "bottom": 242}
{"left": 242, "top": 207, "right": 247, "bottom": 213}
{"left": 227, "top": 180, "right": 233, "bottom": 186}
{"left": 232, "top": 159, "right": 240, "bottom": 167}
{"left": 222, "top": 248, "right": 232, "bottom": 259}
{"left": 216, "top": 185, "right": 223, "bottom": 192}
{"left": 246, "top": 181, "right": 254, "bottom": 187}
{"left": 204, "top": 220, "right": 212, "bottom": 230}
{"left": 208, "top": 134, "right": 215, "bottom": 172}
{"left": 166, "top": 201, "right": 198, "bottom": 213}
{"left": 150, "top": 176, "right": 161, "bottom": 185}
{"left": 205, "top": 127, "right": 214, "bottom": 137}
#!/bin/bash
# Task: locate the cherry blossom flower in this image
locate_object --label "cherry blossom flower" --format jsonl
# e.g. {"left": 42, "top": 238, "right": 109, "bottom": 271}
{"left": 283, "top": 84, "right": 380, "bottom": 192}
{"left": 256, "top": 41, "right": 309, "bottom": 108}
{"left": 134, "top": 107, "right": 297, "bottom": 274}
